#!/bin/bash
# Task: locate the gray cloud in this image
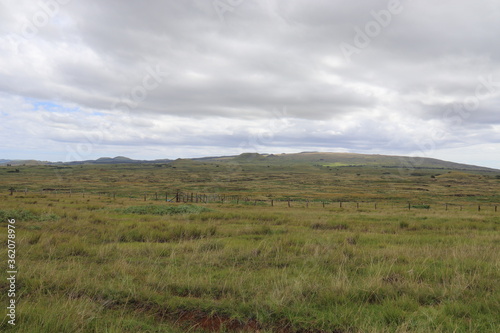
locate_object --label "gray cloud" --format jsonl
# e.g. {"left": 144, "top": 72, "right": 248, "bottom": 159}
{"left": 0, "top": 0, "right": 499, "bottom": 167}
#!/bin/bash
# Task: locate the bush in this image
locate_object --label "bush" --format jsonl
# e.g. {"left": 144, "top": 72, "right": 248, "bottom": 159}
{"left": 0, "top": 209, "right": 59, "bottom": 222}
{"left": 399, "top": 221, "right": 409, "bottom": 229}
{"left": 120, "top": 204, "right": 211, "bottom": 216}
{"left": 411, "top": 205, "right": 430, "bottom": 209}
{"left": 311, "top": 222, "right": 348, "bottom": 230}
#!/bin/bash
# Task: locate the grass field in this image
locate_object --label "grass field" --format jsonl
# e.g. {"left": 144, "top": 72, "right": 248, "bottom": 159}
{"left": 0, "top": 159, "right": 499, "bottom": 332}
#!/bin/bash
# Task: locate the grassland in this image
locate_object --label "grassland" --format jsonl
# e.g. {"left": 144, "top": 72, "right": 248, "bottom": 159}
{"left": 0, "top": 158, "right": 499, "bottom": 332}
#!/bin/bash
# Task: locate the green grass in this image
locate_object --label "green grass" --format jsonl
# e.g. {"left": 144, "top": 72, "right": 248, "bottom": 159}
{"left": 0, "top": 209, "right": 59, "bottom": 222}
{"left": 120, "top": 204, "right": 211, "bottom": 215}
{"left": 0, "top": 163, "right": 499, "bottom": 332}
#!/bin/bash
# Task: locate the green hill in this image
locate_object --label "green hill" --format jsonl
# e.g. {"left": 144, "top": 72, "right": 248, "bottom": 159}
{"left": 225, "top": 152, "right": 496, "bottom": 172}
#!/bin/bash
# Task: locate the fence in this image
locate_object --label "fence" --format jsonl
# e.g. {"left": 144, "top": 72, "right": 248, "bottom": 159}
{"left": 5, "top": 188, "right": 500, "bottom": 213}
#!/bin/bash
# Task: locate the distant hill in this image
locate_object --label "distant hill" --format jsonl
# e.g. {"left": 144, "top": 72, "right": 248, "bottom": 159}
{"left": 0, "top": 156, "right": 172, "bottom": 166}
{"left": 229, "top": 152, "right": 497, "bottom": 172}
{"left": 0, "top": 152, "right": 497, "bottom": 172}
{"left": 64, "top": 156, "right": 172, "bottom": 165}
{"left": 0, "top": 159, "right": 47, "bottom": 166}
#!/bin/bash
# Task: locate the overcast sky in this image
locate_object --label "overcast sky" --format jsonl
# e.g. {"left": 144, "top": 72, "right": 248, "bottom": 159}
{"left": 1, "top": 0, "right": 500, "bottom": 168}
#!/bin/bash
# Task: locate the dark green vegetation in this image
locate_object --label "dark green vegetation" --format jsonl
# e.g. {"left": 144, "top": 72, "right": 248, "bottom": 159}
{"left": 0, "top": 153, "right": 499, "bottom": 332}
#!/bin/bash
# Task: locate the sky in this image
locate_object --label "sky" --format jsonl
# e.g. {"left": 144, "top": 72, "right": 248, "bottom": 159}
{"left": 1, "top": 0, "right": 500, "bottom": 168}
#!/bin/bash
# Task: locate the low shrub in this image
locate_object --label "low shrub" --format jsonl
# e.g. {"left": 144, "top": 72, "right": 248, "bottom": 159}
{"left": 120, "top": 204, "right": 211, "bottom": 216}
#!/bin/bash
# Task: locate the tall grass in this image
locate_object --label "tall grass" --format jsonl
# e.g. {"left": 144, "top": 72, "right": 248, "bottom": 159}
{"left": 0, "top": 163, "right": 499, "bottom": 332}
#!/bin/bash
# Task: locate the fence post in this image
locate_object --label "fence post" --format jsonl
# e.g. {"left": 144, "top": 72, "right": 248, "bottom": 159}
{"left": 478, "top": 205, "right": 481, "bottom": 212}
{"left": 288, "top": 199, "right": 291, "bottom": 208}
{"left": 408, "top": 202, "right": 411, "bottom": 210}
{"left": 271, "top": 199, "right": 274, "bottom": 207}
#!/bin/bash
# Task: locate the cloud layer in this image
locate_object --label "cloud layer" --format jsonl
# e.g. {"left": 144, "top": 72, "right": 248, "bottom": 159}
{"left": 1, "top": 0, "right": 500, "bottom": 167}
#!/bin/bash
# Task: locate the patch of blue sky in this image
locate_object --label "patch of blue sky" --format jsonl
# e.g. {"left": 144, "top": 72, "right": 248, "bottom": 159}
{"left": 28, "top": 98, "right": 81, "bottom": 113}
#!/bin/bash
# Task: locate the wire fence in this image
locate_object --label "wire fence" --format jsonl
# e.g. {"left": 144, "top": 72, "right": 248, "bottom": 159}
{"left": 6, "top": 188, "right": 500, "bottom": 213}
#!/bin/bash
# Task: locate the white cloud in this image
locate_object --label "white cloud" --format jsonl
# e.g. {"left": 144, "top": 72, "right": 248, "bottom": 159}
{"left": 0, "top": 0, "right": 499, "bottom": 168}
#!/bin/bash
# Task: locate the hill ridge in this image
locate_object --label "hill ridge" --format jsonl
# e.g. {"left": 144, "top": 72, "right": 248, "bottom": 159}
{"left": 0, "top": 152, "right": 497, "bottom": 172}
